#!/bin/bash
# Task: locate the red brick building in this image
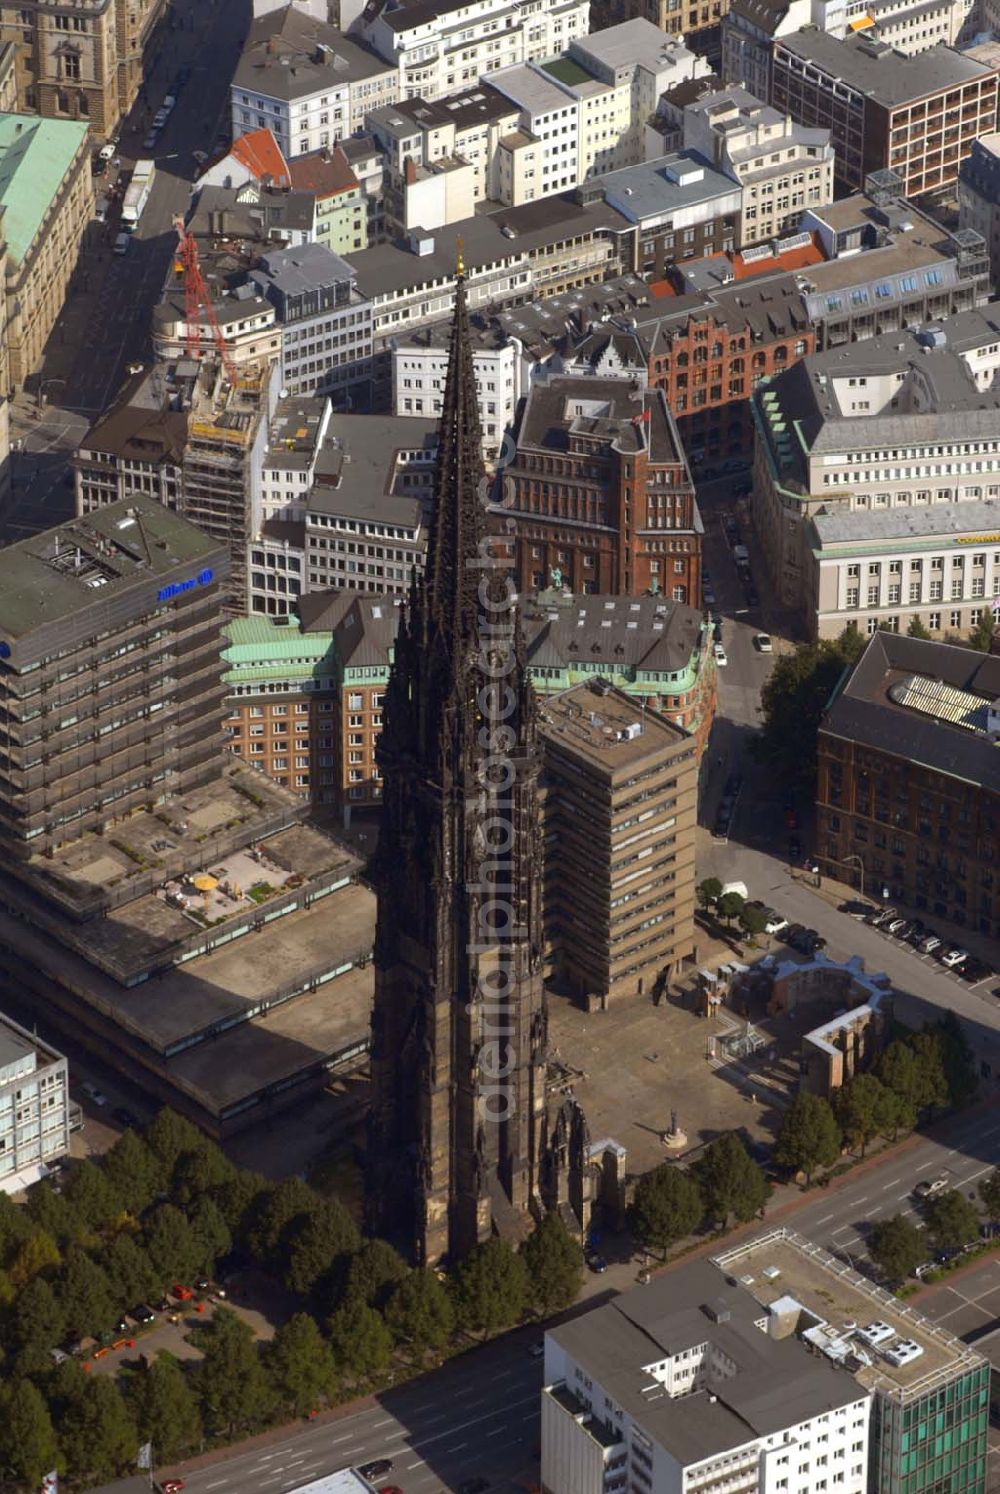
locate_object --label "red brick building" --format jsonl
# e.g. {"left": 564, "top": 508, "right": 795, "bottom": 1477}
{"left": 641, "top": 273, "right": 814, "bottom": 467}
{"left": 502, "top": 378, "right": 701, "bottom": 603}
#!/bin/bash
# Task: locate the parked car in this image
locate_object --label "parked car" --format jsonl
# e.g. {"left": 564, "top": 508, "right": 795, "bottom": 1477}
{"left": 840, "top": 899, "right": 876, "bottom": 918}
{"left": 905, "top": 921, "right": 927, "bottom": 945}
{"left": 960, "top": 958, "right": 992, "bottom": 984}
{"left": 782, "top": 924, "right": 806, "bottom": 945}
{"left": 113, "top": 232, "right": 131, "bottom": 256}
{"left": 153, "top": 108, "right": 169, "bottom": 128}
{"left": 869, "top": 908, "right": 897, "bottom": 929}
{"left": 171, "top": 1283, "right": 193, "bottom": 1301}
{"left": 914, "top": 1175, "right": 949, "bottom": 1200}
{"left": 713, "top": 643, "right": 728, "bottom": 666}
{"left": 703, "top": 585, "right": 717, "bottom": 606}
{"left": 918, "top": 934, "right": 943, "bottom": 954}
{"left": 131, "top": 1304, "right": 156, "bottom": 1324}
{"left": 82, "top": 1081, "right": 108, "bottom": 1105}
{"left": 753, "top": 633, "right": 773, "bottom": 653}
{"left": 788, "top": 835, "right": 802, "bottom": 859}
{"left": 143, "top": 131, "right": 159, "bottom": 150}
{"left": 358, "top": 1463, "right": 393, "bottom": 1482}
{"left": 764, "top": 913, "right": 789, "bottom": 936}
{"left": 940, "top": 947, "right": 968, "bottom": 969}
{"left": 586, "top": 1254, "right": 609, "bottom": 1274}
{"left": 160, "top": 1482, "right": 185, "bottom": 1494}
{"left": 528, "top": 1340, "right": 544, "bottom": 1358}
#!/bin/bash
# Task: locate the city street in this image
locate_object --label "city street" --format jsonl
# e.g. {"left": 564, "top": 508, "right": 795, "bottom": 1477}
{"left": 0, "top": 0, "right": 244, "bottom": 542}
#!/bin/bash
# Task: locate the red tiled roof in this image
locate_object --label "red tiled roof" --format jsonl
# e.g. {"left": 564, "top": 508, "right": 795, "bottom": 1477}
{"left": 230, "top": 128, "right": 290, "bottom": 188}
{"left": 732, "top": 233, "right": 825, "bottom": 279}
{"left": 287, "top": 145, "right": 359, "bottom": 198}
{"left": 648, "top": 278, "right": 677, "bottom": 299}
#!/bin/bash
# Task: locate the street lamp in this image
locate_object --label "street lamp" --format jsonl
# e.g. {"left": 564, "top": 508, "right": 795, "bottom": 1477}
{"left": 36, "top": 377, "right": 65, "bottom": 412}
{"left": 826, "top": 853, "right": 866, "bottom": 899}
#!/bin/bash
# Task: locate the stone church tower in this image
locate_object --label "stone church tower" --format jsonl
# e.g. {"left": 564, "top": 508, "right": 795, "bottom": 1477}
{"left": 365, "top": 258, "right": 550, "bottom": 1266}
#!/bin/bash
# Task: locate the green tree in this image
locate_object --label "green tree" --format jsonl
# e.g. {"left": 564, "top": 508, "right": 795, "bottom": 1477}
{"left": 385, "top": 1270, "right": 455, "bottom": 1353}
{"left": 190, "top": 1197, "right": 232, "bottom": 1278}
{"left": 58, "top": 1249, "right": 117, "bottom": 1340}
{"left": 192, "top": 1307, "right": 271, "bottom": 1439}
{"left": 925, "top": 1190, "right": 980, "bottom": 1250}
{"left": 245, "top": 1177, "right": 322, "bottom": 1265}
{"left": 144, "top": 1109, "right": 206, "bottom": 1188}
{"left": 0, "top": 1378, "right": 61, "bottom": 1489}
{"left": 12, "top": 1276, "right": 65, "bottom": 1369}
{"left": 907, "top": 615, "right": 932, "bottom": 640}
{"left": 693, "top": 1133, "right": 769, "bottom": 1227}
{"left": 772, "top": 1091, "right": 842, "bottom": 1181}
{"left": 60, "top": 1374, "right": 137, "bottom": 1487}
{"left": 0, "top": 1191, "right": 31, "bottom": 1265}
{"left": 144, "top": 1203, "right": 201, "bottom": 1287}
{"left": 341, "top": 1239, "right": 411, "bottom": 1311}
{"left": 716, "top": 891, "right": 745, "bottom": 926}
{"left": 978, "top": 1168, "right": 1000, "bottom": 1222}
{"left": 327, "top": 1298, "right": 393, "bottom": 1384}
{"left": 100, "top": 1233, "right": 160, "bottom": 1308}
{"left": 8, "top": 1228, "right": 61, "bottom": 1289}
{"left": 834, "top": 1074, "right": 885, "bottom": 1157}
{"left": 629, "top": 1164, "right": 703, "bottom": 1256}
{"left": 969, "top": 612, "right": 996, "bottom": 651}
{"left": 23, "top": 1183, "right": 87, "bottom": 1248}
{"left": 0, "top": 1267, "right": 14, "bottom": 1309}
{"left": 908, "top": 1031, "right": 950, "bottom": 1114}
{"left": 284, "top": 1200, "right": 361, "bottom": 1298}
{"left": 266, "top": 1313, "right": 338, "bottom": 1416}
{"left": 103, "top": 1129, "right": 162, "bottom": 1215}
{"left": 737, "top": 902, "right": 770, "bottom": 943}
{"left": 520, "top": 1214, "right": 584, "bottom": 1315}
{"left": 873, "top": 1084, "right": 914, "bottom": 1143}
{"left": 869, "top": 1215, "right": 926, "bottom": 1282}
{"left": 123, "top": 1352, "right": 202, "bottom": 1463}
{"left": 452, "top": 1237, "right": 529, "bottom": 1336}
{"left": 696, "top": 877, "right": 723, "bottom": 913}
{"left": 63, "top": 1160, "right": 123, "bottom": 1232}
{"left": 172, "top": 1140, "right": 237, "bottom": 1208}
{"left": 876, "top": 1041, "right": 928, "bottom": 1116}
{"left": 935, "top": 1011, "right": 977, "bottom": 1110}
{"left": 216, "top": 1168, "right": 270, "bottom": 1239}
{"left": 757, "top": 630, "right": 867, "bottom": 793}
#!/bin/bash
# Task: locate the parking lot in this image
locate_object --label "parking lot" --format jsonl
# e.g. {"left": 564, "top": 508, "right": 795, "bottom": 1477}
{"left": 839, "top": 904, "right": 997, "bottom": 996}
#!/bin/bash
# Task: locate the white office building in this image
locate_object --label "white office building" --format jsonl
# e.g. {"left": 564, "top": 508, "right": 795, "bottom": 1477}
{"left": 359, "top": 0, "right": 591, "bottom": 102}
{"left": 233, "top": 7, "right": 398, "bottom": 158}
{"left": 0, "top": 1012, "right": 71, "bottom": 1192}
{"left": 542, "top": 1247, "right": 871, "bottom": 1494}
{"left": 392, "top": 327, "right": 527, "bottom": 462}
{"left": 751, "top": 308, "right": 1000, "bottom": 633}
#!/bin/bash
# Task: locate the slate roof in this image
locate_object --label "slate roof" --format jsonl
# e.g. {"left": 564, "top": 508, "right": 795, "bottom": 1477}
{"left": 821, "top": 632, "right": 1000, "bottom": 793}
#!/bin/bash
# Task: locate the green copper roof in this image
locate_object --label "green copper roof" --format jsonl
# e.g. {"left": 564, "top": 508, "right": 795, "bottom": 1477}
{"left": 222, "top": 615, "right": 335, "bottom": 678}
{"left": 0, "top": 114, "right": 88, "bottom": 267}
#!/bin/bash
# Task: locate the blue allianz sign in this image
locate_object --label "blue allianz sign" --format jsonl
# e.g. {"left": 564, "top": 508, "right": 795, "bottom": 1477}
{"left": 158, "top": 568, "right": 215, "bottom": 602}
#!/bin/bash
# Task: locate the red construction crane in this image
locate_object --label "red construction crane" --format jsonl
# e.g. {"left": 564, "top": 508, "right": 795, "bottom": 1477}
{"left": 172, "top": 215, "right": 238, "bottom": 385}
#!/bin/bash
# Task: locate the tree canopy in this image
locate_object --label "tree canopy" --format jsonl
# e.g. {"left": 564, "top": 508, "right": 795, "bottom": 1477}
{"left": 869, "top": 1215, "right": 926, "bottom": 1283}
{"left": 629, "top": 1165, "right": 703, "bottom": 1256}
{"left": 519, "top": 1215, "right": 584, "bottom": 1315}
{"left": 773, "top": 1091, "right": 841, "bottom": 1181}
{"left": 693, "top": 1134, "right": 768, "bottom": 1226}
{"left": 756, "top": 628, "right": 866, "bottom": 792}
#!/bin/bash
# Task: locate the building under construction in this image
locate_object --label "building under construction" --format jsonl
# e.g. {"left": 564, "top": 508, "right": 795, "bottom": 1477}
{"left": 74, "top": 355, "right": 277, "bottom": 615}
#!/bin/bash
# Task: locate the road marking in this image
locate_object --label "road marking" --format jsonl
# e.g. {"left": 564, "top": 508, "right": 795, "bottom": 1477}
{"left": 328, "top": 1434, "right": 354, "bottom": 1445}
{"left": 204, "top": 1482, "right": 229, "bottom": 1489}
{"left": 814, "top": 1212, "right": 836, "bottom": 1224}
{"left": 406, "top": 1461, "right": 425, "bottom": 1470}
{"left": 444, "top": 1442, "right": 468, "bottom": 1453}
{"left": 882, "top": 1177, "right": 902, "bottom": 1189}
{"left": 488, "top": 1425, "right": 506, "bottom": 1436}
{"left": 852, "top": 1195, "right": 869, "bottom": 1205}
{"left": 370, "top": 1418, "right": 394, "bottom": 1428}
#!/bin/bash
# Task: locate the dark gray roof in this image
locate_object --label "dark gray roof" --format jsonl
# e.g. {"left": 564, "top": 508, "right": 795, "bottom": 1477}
{"left": 0, "top": 497, "right": 223, "bottom": 643}
{"left": 345, "top": 193, "right": 632, "bottom": 298}
{"left": 775, "top": 30, "right": 994, "bottom": 107}
{"left": 252, "top": 240, "right": 356, "bottom": 297}
{"left": 727, "top": 0, "right": 795, "bottom": 36}
{"left": 236, "top": 6, "right": 393, "bottom": 99}
{"left": 523, "top": 592, "right": 704, "bottom": 674}
{"left": 514, "top": 377, "right": 689, "bottom": 470}
{"left": 189, "top": 182, "right": 316, "bottom": 236}
{"left": 821, "top": 632, "right": 1000, "bottom": 793}
{"left": 549, "top": 1258, "right": 864, "bottom": 1467}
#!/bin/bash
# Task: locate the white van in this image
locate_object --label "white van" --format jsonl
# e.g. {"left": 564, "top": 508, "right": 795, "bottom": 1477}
{"left": 113, "top": 231, "right": 131, "bottom": 256}
{"left": 98, "top": 141, "right": 116, "bottom": 163}
{"left": 721, "top": 881, "right": 749, "bottom": 902}
{"left": 95, "top": 197, "right": 110, "bottom": 223}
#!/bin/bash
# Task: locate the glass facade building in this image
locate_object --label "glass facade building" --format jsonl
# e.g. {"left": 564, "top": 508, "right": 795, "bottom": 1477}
{"left": 870, "top": 1361, "right": 990, "bottom": 1494}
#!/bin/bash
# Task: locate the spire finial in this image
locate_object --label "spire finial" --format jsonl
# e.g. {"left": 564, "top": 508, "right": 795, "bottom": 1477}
{"left": 456, "top": 236, "right": 465, "bottom": 278}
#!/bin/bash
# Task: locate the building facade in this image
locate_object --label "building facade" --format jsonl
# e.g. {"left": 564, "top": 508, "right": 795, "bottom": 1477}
{"left": 681, "top": 85, "right": 834, "bottom": 245}
{"left": 818, "top": 632, "right": 1000, "bottom": 941}
{"left": 249, "top": 242, "right": 374, "bottom": 401}
{"left": 359, "top": 0, "right": 590, "bottom": 102}
{"left": 287, "top": 146, "right": 368, "bottom": 256}
{"left": 0, "top": 0, "right": 166, "bottom": 137}
{"left": 0, "top": 113, "right": 90, "bottom": 387}
{"left": 750, "top": 316, "right": 1000, "bottom": 633}
{"left": 540, "top": 679, "right": 698, "bottom": 1006}
{"left": 642, "top": 273, "right": 814, "bottom": 468}
{"left": 0, "top": 1011, "right": 70, "bottom": 1192}
{"left": 392, "top": 324, "right": 526, "bottom": 462}
{"left": 958, "top": 135, "right": 1000, "bottom": 298}
{"left": 503, "top": 376, "right": 702, "bottom": 602}
{"left": 769, "top": 31, "right": 998, "bottom": 196}
{"left": 232, "top": 7, "right": 397, "bottom": 158}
